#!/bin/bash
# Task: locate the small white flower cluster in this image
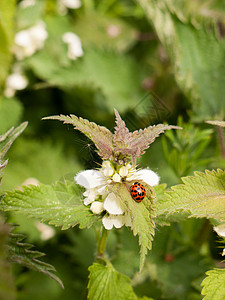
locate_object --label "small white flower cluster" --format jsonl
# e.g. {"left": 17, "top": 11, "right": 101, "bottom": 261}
{"left": 58, "top": 0, "right": 81, "bottom": 15}
{"left": 4, "top": 67, "right": 28, "bottom": 98}
{"left": 14, "top": 21, "right": 48, "bottom": 60}
{"left": 62, "top": 32, "right": 83, "bottom": 60}
{"left": 75, "top": 160, "right": 159, "bottom": 230}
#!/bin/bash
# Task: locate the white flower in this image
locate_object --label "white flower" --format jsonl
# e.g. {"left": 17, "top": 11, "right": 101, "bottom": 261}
{"left": 75, "top": 169, "right": 104, "bottom": 189}
{"left": 4, "top": 71, "right": 28, "bottom": 98}
{"left": 14, "top": 21, "right": 48, "bottom": 60}
{"left": 102, "top": 215, "right": 124, "bottom": 230}
{"left": 90, "top": 201, "right": 104, "bottom": 214}
{"left": 35, "top": 222, "right": 55, "bottom": 241}
{"left": 58, "top": 0, "right": 81, "bottom": 15}
{"left": 112, "top": 173, "right": 121, "bottom": 182}
{"left": 62, "top": 32, "right": 83, "bottom": 60}
{"left": 119, "top": 166, "right": 129, "bottom": 177}
{"left": 75, "top": 160, "right": 160, "bottom": 230}
{"left": 133, "top": 168, "right": 160, "bottom": 186}
{"left": 103, "top": 193, "right": 124, "bottom": 215}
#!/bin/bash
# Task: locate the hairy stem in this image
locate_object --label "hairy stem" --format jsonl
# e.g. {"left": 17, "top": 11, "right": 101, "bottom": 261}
{"left": 217, "top": 126, "right": 225, "bottom": 158}
{"left": 97, "top": 226, "right": 108, "bottom": 257}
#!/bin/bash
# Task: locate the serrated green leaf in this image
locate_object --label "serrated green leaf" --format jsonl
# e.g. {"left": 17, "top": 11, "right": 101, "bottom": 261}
{"left": 43, "top": 114, "right": 113, "bottom": 159}
{"left": 130, "top": 124, "right": 182, "bottom": 158}
{"left": 7, "top": 229, "right": 63, "bottom": 288}
{"left": 113, "top": 183, "right": 156, "bottom": 271}
{"left": 158, "top": 169, "right": 225, "bottom": 221}
{"left": 0, "top": 180, "right": 98, "bottom": 230}
{"left": 201, "top": 269, "right": 225, "bottom": 300}
{"left": 88, "top": 262, "right": 137, "bottom": 300}
{"left": 137, "top": 0, "right": 225, "bottom": 121}
{"left": 0, "top": 218, "right": 16, "bottom": 300}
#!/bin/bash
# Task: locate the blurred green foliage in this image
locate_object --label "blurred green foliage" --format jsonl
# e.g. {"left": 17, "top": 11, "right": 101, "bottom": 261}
{"left": 0, "top": 0, "right": 225, "bottom": 299}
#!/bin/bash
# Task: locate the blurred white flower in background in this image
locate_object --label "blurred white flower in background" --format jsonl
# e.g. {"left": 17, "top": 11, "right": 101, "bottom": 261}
{"left": 4, "top": 70, "right": 28, "bottom": 98}
{"left": 62, "top": 32, "right": 83, "bottom": 60}
{"left": 75, "top": 160, "right": 160, "bottom": 230}
{"left": 35, "top": 222, "right": 56, "bottom": 241}
{"left": 58, "top": 0, "right": 81, "bottom": 15}
{"left": 14, "top": 21, "right": 48, "bottom": 60}
{"left": 19, "top": 0, "right": 36, "bottom": 8}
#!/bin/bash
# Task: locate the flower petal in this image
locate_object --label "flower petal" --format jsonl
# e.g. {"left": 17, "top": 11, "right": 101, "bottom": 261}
{"left": 75, "top": 169, "right": 103, "bottom": 189}
{"left": 90, "top": 201, "right": 104, "bottom": 214}
{"left": 103, "top": 193, "right": 124, "bottom": 215}
{"left": 102, "top": 215, "right": 124, "bottom": 230}
{"left": 135, "top": 168, "right": 160, "bottom": 186}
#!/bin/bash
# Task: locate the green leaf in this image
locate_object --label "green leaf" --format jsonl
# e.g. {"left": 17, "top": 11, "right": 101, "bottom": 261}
{"left": 88, "top": 262, "right": 137, "bottom": 300}
{"left": 28, "top": 47, "right": 144, "bottom": 112}
{"left": 113, "top": 183, "right": 156, "bottom": 271}
{"left": 7, "top": 229, "right": 63, "bottom": 288}
{"left": 137, "top": 0, "right": 225, "bottom": 120}
{"left": 0, "top": 218, "right": 16, "bottom": 300}
{"left": 130, "top": 124, "right": 182, "bottom": 158}
{"left": 0, "top": 0, "right": 15, "bottom": 90}
{"left": 158, "top": 169, "right": 225, "bottom": 221}
{"left": 201, "top": 269, "right": 225, "bottom": 300}
{"left": 0, "top": 180, "right": 98, "bottom": 230}
{"left": 43, "top": 114, "right": 113, "bottom": 159}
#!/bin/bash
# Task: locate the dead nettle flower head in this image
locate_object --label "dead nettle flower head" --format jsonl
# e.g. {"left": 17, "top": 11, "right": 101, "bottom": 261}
{"left": 43, "top": 110, "right": 181, "bottom": 230}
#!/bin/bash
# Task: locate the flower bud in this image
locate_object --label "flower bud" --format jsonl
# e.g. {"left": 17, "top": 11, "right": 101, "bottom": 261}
{"left": 112, "top": 173, "right": 121, "bottom": 182}
{"left": 119, "top": 166, "right": 129, "bottom": 177}
{"left": 90, "top": 201, "right": 104, "bottom": 214}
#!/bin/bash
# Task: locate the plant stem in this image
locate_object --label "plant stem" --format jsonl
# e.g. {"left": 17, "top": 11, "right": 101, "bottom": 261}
{"left": 97, "top": 226, "right": 108, "bottom": 258}
{"left": 217, "top": 126, "right": 225, "bottom": 158}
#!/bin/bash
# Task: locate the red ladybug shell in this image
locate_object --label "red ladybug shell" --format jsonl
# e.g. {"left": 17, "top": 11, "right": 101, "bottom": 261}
{"left": 130, "top": 182, "right": 146, "bottom": 202}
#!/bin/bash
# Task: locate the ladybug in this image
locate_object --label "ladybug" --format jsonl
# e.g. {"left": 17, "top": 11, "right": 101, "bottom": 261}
{"left": 130, "top": 182, "right": 146, "bottom": 202}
